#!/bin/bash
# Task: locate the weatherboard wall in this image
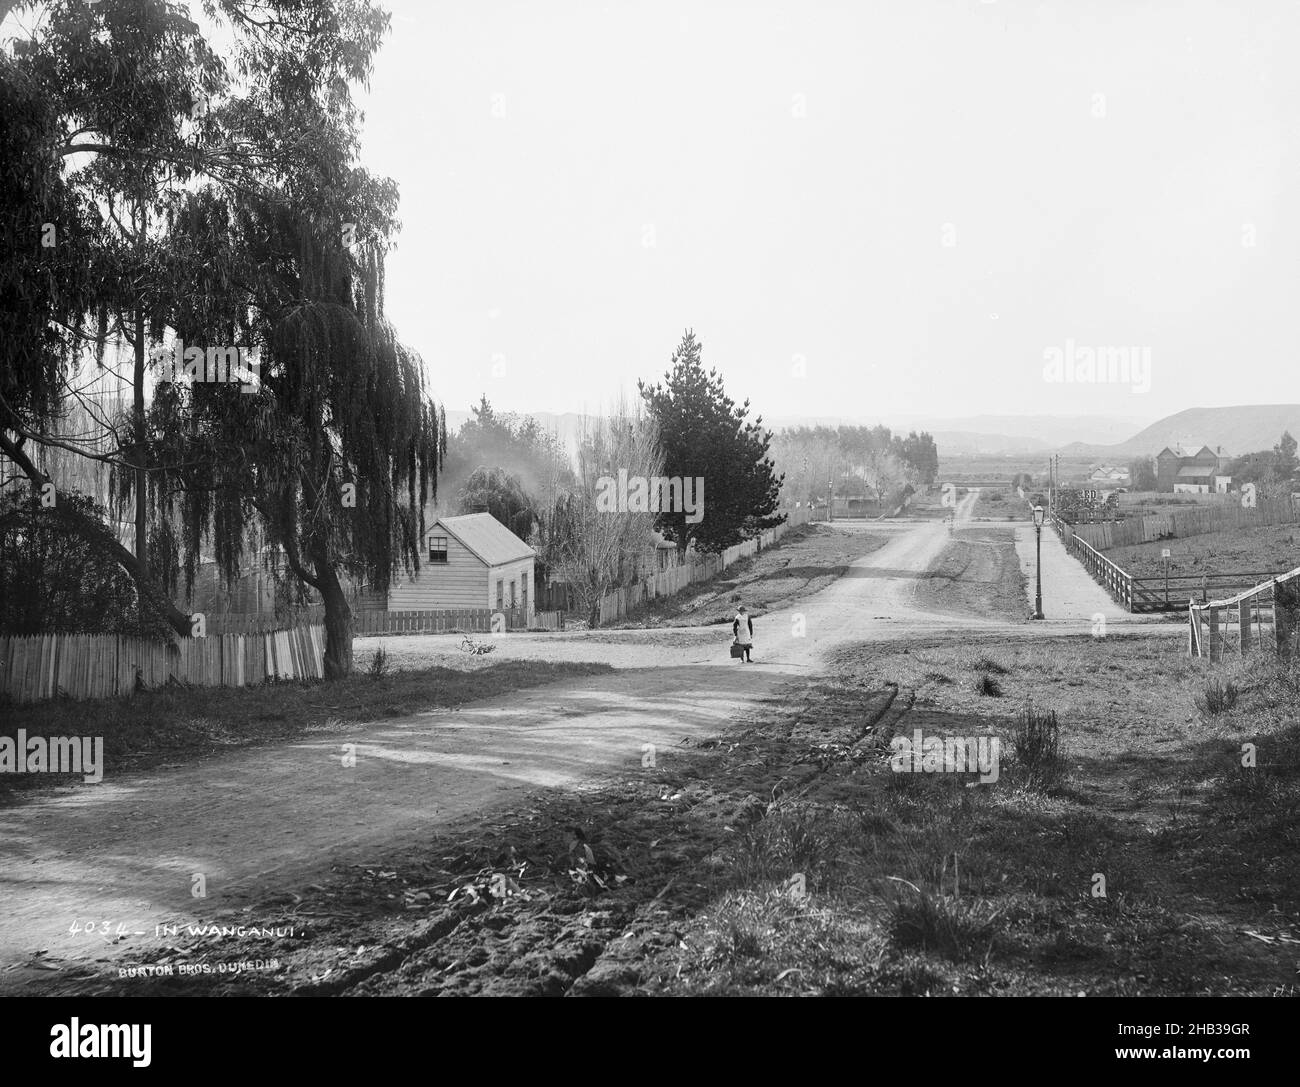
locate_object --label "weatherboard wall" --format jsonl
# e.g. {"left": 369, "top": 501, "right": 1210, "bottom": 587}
{"left": 487, "top": 556, "right": 535, "bottom": 614}
{"left": 386, "top": 533, "right": 487, "bottom": 611}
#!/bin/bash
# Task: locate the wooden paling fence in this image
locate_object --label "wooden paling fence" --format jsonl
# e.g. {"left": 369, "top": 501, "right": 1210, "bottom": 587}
{"left": 595, "top": 508, "right": 813, "bottom": 625}
{"left": 205, "top": 607, "right": 564, "bottom": 636}
{"left": 1189, "top": 566, "right": 1300, "bottom": 661}
{"left": 1070, "top": 496, "right": 1298, "bottom": 550}
{"left": 0, "top": 624, "right": 325, "bottom": 703}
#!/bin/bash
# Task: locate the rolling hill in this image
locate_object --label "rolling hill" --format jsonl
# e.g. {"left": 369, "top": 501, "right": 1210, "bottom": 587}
{"left": 1059, "top": 405, "right": 1300, "bottom": 460}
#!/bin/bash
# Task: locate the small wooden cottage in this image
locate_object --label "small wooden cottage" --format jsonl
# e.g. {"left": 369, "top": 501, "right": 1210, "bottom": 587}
{"left": 387, "top": 513, "right": 536, "bottom": 617}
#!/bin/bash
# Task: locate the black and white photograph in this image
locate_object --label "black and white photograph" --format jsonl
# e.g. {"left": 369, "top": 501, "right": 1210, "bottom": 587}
{"left": 1, "top": 0, "right": 1296, "bottom": 1062}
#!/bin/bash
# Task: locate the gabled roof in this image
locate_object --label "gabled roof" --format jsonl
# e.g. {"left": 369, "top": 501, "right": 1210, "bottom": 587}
{"left": 1159, "top": 444, "right": 1224, "bottom": 461}
{"left": 433, "top": 513, "right": 535, "bottom": 566}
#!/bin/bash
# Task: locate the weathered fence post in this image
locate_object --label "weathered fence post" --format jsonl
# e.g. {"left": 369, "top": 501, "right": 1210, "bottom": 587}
{"left": 1277, "top": 576, "right": 1298, "bottom": 660}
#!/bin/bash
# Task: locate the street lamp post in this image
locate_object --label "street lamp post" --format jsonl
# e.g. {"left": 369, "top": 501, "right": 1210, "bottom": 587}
{"left": 1032, "top": 504, "right": 1045, "bottom": 619}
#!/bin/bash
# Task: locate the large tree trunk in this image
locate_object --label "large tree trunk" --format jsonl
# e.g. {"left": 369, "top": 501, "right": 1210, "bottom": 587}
{"left": 132, "top": 308, "right": 147, "bottom": 573}
{"left": 316, "top": 562, "right": 354, "bottom": 679}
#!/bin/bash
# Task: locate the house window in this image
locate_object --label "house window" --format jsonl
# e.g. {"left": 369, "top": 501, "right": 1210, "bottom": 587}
{"left": 509, "top": 579, "right": 517, "bottom": 609}
{"left": 428, "top": 535, "right": 448, "bottom": 563}
{"left": 496, "top": 579, "right": 504, "bottom": 610}
{"left": 521, "top": 575, "right": 528, "bottom": 613}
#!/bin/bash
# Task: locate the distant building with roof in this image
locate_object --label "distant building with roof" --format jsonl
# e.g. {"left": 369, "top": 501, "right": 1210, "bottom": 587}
{"left": 1155, "top": 444, "right": 1230, "bottom": 494}
{"left": 1089, "top": 464, "right": 1130, "bottom": 485}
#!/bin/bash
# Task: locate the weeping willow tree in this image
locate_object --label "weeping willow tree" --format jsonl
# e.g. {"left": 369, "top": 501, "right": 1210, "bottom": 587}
{"left": 4, "top": 1, "right": 438, "bottom": 672}
{"left": 2, "top": 0, "right": 401, "bottom": 648}
{"left": 145, "top": 191, "right": 444, "bottom": 678}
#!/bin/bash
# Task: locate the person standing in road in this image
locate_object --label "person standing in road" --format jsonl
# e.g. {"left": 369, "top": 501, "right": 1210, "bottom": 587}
{"left": 733, "top": 605, "right": 754, "bottom": 662}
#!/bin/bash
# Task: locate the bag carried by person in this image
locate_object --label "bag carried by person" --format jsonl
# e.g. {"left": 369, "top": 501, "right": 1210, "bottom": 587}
{"left": 729, "top": 641, "right": 745, "bottom": 659}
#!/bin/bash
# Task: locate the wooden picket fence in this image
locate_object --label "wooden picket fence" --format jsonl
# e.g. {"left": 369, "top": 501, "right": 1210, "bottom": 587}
{"left": 0, "top": 624, "right": 325, "bottom": 703}
{"left": 1189, "top": 566, "right": 1300, "bottom": 661}
{"left": 594, "top": 507, "right": 813, "bottom": 625}
{"left": 1069, "top": 496, "right": 1298, "bottom": 551}
{"left": 205, "top": 607, "right": 564, "bottom": 636}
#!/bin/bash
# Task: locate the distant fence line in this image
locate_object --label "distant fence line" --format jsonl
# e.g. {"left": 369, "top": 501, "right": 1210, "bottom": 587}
{"left": 1188, "top": 566, "right": 1300, "bottom": 661}
{"left": 0, "top": 625, "right": 325, "bottom": 703}
{"left": 595, "top": 507, "right": 813, "bottom": 625}
{"left": 1069, "top": 496, "right": 1298, "bottom": 551}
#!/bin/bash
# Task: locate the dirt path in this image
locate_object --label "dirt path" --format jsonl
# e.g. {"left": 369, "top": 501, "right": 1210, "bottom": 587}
{"left": 0, "top": 491, "right": 1174, "bottom": 981}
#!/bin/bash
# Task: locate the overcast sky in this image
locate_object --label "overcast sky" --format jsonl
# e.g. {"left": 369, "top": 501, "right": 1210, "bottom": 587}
{"left": 356, "top": 0, "right": 1298, "bottom": 431}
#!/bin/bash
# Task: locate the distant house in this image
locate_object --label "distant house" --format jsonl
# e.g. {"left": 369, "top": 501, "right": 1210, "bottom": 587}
{"left": 1089, "top": 464, "right": 1129, "bottom": 484}
{"left": 1155, "top": 444, "right": 1229, "bottom": 494}
{"left": 388, "top": 512, "right": 535, "bottom": 616}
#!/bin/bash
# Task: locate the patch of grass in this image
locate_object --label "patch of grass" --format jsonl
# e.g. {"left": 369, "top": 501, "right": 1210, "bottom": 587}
{"left": 680, "top": 889, "right": 890, "bottom": 994}
{"left": 888, "top": 883, "right": 1003, "bottom": 963}
{"left": 729, "top": 803, "right": 842, "bottom": 889}
{"left": 912, "top": 530, "right": 1028, "bottom": 620}
{"left": 971, "top": 656, "right": 1010, "bottom": 675}
{"left": 1012, "top": 706, "right": 1065, "bottom": 789}
{"left": 611, "top": 524, "right": 889, "bottom": 628}
{"left": 1195, "top": 677, "right": 1239, "bottom": 716}
{"left": 975, "top": 673, "right": 1003, "bottom": 697}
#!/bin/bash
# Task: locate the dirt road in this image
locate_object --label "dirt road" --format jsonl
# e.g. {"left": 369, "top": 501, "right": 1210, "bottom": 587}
{"left": 0, "top": 491, "right": 1171, "bottom": 981}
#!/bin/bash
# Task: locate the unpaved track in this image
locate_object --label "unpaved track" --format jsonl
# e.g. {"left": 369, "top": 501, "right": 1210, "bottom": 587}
{"left": 0, "top": 491, "right": 1174, "bottom": 977}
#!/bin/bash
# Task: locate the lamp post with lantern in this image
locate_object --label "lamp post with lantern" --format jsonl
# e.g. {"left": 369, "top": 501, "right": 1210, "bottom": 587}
{"left": 1032, "top": 504, "right": 1046, "bottom": 619}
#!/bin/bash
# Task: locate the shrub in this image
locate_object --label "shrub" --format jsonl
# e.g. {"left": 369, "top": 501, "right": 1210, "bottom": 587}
{"left": 366, "top": 646, "right": 391, "bottom": 679}
{"left": 1013, "top": 706, "right": 1064, "bottom": 788}
{"left": 889, "top": 884, "right": 1003, "bottom": 962}
{"left": 1195, "top": 677, "right": 1239, "bottom": 716}
{"left": 975, "top": 674, "right": 1002, "bottom": 697}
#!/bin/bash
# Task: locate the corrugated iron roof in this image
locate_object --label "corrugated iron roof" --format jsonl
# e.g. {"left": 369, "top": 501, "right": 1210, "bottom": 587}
{"left": 435, "top": 513, "right": 535, "bottom": 567}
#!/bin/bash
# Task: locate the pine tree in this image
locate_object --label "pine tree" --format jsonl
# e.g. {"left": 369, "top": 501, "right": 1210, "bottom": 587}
{"left": 638, "top": 330, "right": 784, "bottom": 554}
